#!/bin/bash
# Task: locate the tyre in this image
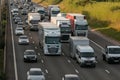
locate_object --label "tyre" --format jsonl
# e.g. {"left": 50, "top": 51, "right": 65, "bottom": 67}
{"left": 102, "top": 54, "right": 106, "bottom": 61}
{"left": 92, "top": 64, "right": 96, "bottom": 68}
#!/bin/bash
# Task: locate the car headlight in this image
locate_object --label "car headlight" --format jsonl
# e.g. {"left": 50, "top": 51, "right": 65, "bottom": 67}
{"left": 24, "top": 56, "right": 27, "bottom": 58}
{"left": 81, "top": 59, "right": 85, "bottom": 63}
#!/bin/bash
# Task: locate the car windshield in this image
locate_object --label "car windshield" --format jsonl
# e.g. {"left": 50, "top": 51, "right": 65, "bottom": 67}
{"left": 81, "top": 52, "right": 94, "bottom": 57}
{"left": 65, "top": 77, "right": 80, "bottom": 80}
{"left": 45, "top": 37, "right": 60, "bottom": 44}
{"left": 25, "top": 50, "right": 35, "bottom": 55}
{"left": 29, "top": 71, "right": 43, "bottom": 75}
{"left": 75, "top": 25, "right": 88, "bottom": 30}
{"left": 17, "top": 28, "right": 23, "bottom": 30}
{"left": 20, "top": 36, "right": 27, "bottom": 39}
{"left": 109, "top": 48, "right": 120, "bottom": 54}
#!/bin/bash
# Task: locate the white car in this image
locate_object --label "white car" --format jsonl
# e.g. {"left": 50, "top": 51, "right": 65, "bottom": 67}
{"left": 27, "top": 68, "right": 45, "bottom": 80}
{"left": 18, "top": 35, "right": 29, "bottom": 45}
{"left": 15, "top": 27, "right": 24, "bottom": 35}
{"left": 62, "top": 74, "right": 80, "bottom": 80}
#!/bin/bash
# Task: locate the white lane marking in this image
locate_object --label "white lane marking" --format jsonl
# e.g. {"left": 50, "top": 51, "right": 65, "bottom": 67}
{"left": 10, "top": 4, "right": 18, "bottom": 80}
{"left": 33, "top": 41, "right": 35, "bottom": 44}
{"left": 29, "top": 33, "right": 31, "bottom": 35}
{"left": 35, "top": 47, "right": 38, "bottom": 49}
{"left": 67, "top": 60, "right": 71, "bottom": 63}
{"left": 105, "top": 70, "right": 110, "bottom": 74}
{"left": 41, "top": 60, "right": 44, "bottom": 63}
{"left": 38, "top": 53, "right": 40, "bottom": 56}
{"left": 75, "top": 69, "right": 79, "bottom": 73}
{"left": 90, "top": 40, "right": 104, "bottom": 50}
{"left": 45, "top": 69, "right": 48, "bottom": 73}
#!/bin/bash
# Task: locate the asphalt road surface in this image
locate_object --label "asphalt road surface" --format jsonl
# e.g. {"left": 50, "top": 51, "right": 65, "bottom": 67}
{"left": 5, "top": 0, "right": 120, "bottom": 80}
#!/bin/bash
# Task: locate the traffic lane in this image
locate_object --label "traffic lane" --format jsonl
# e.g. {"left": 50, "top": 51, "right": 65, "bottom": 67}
{"left": 13, "top": 30, "right": 46, "bottom": 80}
{"left": 90, "top": 41, "right": 120, "bottom": 80}
{"left": 62, "top": 42, "right": 120, "bottom": 80}
{"left": 88, "top": 31, "right": 119, "bottom": 48}
{"left": 30, "top": 32, "right": 79, "bottom": 80}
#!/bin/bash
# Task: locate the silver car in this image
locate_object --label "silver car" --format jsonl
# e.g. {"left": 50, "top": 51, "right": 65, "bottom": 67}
{"left": 27, "top": 68, "right": 45, "bottom": 80}
{"left": 15, "top": 27, "right": 24, "bottom": 35}
{"left": 24, "top": 50, "right": 37, "bottom": 62}
{"left": 18, "top": 35, "right": 29, "bottom": 45}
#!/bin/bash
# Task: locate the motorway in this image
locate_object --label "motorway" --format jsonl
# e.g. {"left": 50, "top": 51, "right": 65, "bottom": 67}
{"left": 5, "top": 0, "right": 120, "bottom": 80}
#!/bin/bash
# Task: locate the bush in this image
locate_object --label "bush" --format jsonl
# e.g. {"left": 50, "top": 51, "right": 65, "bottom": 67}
{"left": 52, "top": 0, "right": 63, "bottom": 4}
{"left": 111, "top": 6, "right": 120, "bottom": 11}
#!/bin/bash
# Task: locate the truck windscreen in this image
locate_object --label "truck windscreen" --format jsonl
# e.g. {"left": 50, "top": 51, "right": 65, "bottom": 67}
{"left": 61, "top": 27, "right": 71, "bottom": 33}
{"left": 109, "top": 48, "right": 120, "bottom": 54}
{"left": 45, "top": 37, "right": 60, "bottom": 44}
{"left": 81, "top": 52, "right": 94, "bottom": 57}
{"left": 30, "top": 20, "right": 39, "bottom": 24}
{"left": 75, "top": 25, "right": 88, "bottom": 30}
{"left": 38, "top": 10, "right": 45, "bottom": 14}
{"left": 52, "top": 11, "right": 60, "bottom": 14}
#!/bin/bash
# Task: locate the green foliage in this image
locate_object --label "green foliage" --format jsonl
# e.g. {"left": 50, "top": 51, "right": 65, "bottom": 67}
{"left": 110, "top": 5, "right": 120, "bottom": 11}
{"left": 99, "top": 28, "right": 120, "bottom": 41}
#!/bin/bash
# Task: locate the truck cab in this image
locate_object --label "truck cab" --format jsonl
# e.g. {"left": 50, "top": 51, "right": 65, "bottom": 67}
{"left": 35, "top": 7, "right": 45, "bottom": 20}
{"left": 76, "top": 45, "right": 96, "bottom": 67}
{"left": 102, "top": 46, "right": 120, "bottom": 63}
{"left": 74, "top": 20, "right": 88, "bottom": 36}
{"left": 48, "top": 5, "right": 60, "bottom": 20}
{"left": 58, "top": 21, "right": 71, "bottom": 42}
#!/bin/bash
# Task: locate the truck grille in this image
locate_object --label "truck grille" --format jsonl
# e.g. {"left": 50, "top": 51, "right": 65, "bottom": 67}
{"left": 48, "top": 48, "right": 58, "bottom": 53}
{"left": 61, "top": 35, "right": 69, "bottom": 40}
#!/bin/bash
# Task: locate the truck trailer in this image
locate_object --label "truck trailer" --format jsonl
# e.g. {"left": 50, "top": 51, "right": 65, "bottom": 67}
{"left": 27, "top": 12, "right": 41, "bottom": 31}
{"left": 38, "top": 22, "right": 61, "bottom": 55}
{"left": 51, "top": 17, "right": 71, "bottom": 42}
{"left": 66, "top": 13, "right": 88, "bottom": 37}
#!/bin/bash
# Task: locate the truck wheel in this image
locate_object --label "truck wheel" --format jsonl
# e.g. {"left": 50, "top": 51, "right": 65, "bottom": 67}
{"left": 80, "top": 63, "right": 84, "bottom": 67}
{"left": 102, "top": 54, "right": 106, "bottom": 61}
{"left": 92, "top": 64, "right": 96, "bottom": 68}
{"left": 107, "top": 59, "right": 112, "bottom": 64}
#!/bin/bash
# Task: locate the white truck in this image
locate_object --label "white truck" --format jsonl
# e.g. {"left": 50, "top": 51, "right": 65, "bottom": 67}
{"left": 38, "top": 22, "right": 61, "bottom": 55}
{"left": 35, "top": 7, "right": 45, "bottom": 20}
{"left": 51, "top": 17, "right": 71, "bottom": 42}
{"left": 48, "top": 5, "right": 60, "bottom": 20}
{"left": 102, "top": 46, "right": 120, "bottom": 64}
{"left": 70, "top": 37, "right": 96, "bottom": 67}
{"left": 66, "top": 13, "right": 88, "bottom": 37}
{"left": 27, "top": 12, "right": 41, "bottom": 31}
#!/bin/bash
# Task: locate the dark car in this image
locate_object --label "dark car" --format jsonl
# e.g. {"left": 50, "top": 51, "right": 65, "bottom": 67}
{"left": 24, "top": 49, "right": 37, "bottom": 62}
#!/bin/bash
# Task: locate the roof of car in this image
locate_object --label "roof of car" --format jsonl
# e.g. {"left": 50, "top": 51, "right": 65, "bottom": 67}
{"left": 30, "top": 68, "right": 42, "bottom": 71}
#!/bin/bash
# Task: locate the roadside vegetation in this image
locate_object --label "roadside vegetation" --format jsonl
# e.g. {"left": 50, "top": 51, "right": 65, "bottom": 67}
{"left": 32, "top": 0, "right": 120, "bottom": 42}
{"left": 0, "top": 1, "right": 7, "bottom": 80}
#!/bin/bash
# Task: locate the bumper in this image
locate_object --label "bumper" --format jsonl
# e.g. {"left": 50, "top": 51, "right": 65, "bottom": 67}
{"left": 108, "top": 57, "right": 120, "bottom": 63}
{"left": 24, "top": 58, "right": 37, "bottom": 62}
